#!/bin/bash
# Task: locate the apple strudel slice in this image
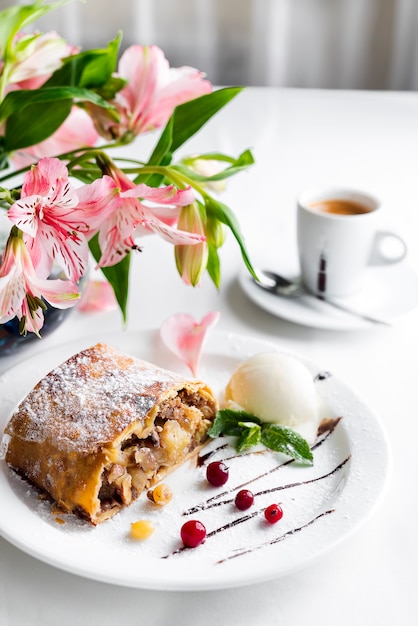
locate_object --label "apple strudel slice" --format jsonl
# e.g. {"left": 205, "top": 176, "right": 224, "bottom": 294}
{"left": 4, "top": 343, "right": 218, "bottom": 524}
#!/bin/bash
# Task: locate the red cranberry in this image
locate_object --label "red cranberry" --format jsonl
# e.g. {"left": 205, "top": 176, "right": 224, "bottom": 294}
{"left": 234, "top": 489, "right": 255, "bottom": 511}
{"left": 264, "top": 503, "right": 283, "bottom": 524}
{"left": 180, "top": 520, "right": 207, "bottom": 548}
{"left": 206, "top": 461, "right": 229, "bottom": 487}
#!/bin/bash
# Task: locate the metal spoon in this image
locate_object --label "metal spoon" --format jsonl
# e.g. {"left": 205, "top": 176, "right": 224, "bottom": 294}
{"left": 253, "top": 269, "right": 391, "bottom": 326}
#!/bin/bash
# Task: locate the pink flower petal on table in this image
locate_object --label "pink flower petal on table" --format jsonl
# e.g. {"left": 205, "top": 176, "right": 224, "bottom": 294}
{"left": 78, "top": 280, "right": 118, "bottom": 313}
{"left": 160, "top": 311, "right": 220, "bottom": 377}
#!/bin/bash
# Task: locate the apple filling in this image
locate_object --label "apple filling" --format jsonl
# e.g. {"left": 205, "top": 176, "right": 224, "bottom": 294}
{"left": 97, "top": 390, "right": 216, "bottom": 517}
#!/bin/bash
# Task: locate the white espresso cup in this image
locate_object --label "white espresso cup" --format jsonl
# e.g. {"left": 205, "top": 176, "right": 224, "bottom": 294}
{"left": 297, "top": 187, "right": 407, "bottom": 297}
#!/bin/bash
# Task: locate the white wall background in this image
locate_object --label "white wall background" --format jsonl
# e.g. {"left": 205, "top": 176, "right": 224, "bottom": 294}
{"left": 2, "top": 0, "right": 418, "bottom": 89}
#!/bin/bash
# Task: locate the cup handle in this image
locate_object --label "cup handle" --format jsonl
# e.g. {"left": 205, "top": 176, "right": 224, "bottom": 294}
{"left": 369, "top": 230, "right": 407, "bottom": 266}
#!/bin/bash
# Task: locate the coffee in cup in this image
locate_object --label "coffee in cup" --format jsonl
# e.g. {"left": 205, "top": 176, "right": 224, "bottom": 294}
{"left": 308, "top": 198, "right": 372, "bottom": 216}
{"left": 297, "top": 187, "right": 407, "bottom": 298}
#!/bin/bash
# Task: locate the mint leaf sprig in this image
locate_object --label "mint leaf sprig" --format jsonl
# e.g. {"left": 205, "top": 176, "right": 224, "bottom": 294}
{"left": 208, "top": 409, "right": 313, "bottom": 465}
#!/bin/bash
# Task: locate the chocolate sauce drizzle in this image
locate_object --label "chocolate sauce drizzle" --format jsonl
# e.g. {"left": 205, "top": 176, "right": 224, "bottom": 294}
{"left": 163, "top": 509, "right": 261, "bottom": 558}
{"left": 217, "top": 509, "right": 335, "bottom": 564}
{"left": 190, "top": 455, "right": 350, "bottom": 513}
{"left": 314, "top": 370, "right": 332, "bottom": 382}
{"left": 197, "top": 443, "right": 229, "bottom": 467}
{"left": 186, "top": 417, "right": 342, "bottom": 516}
{"left": 164, "top": 505, "right": 337, "bottom": 562}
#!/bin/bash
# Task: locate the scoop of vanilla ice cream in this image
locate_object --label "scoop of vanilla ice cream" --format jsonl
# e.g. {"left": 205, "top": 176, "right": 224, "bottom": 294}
{"left": 224, "top": 352, "right": 320, "bottom": 443}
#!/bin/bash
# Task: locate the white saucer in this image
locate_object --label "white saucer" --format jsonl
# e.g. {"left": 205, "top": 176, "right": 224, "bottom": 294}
{"left": 239, "top": 263, "right": 418, "bottom": 331}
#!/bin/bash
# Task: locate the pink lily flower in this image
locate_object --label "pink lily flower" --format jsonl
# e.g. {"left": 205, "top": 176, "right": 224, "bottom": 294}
{"left": 0, "top": 228, "right": 79, "bottom": 336}
{"left": 91, "top": 162, "right": 205, "bottom": 268}
{"left": 160, "top": 311, "right": 220, "bottom": 377}
{"left": 7, "top": 157, "right": 116, "bottom": 282}
{"left": 11, "top": 107, "right": 99, "bottom": 169}
{"left": 88, "top": 45, "right": 212, "bottom": 140}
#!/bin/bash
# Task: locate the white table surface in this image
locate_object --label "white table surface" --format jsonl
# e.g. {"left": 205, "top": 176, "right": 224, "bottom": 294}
{"left": 1, "top": 87, "right": 417, "bottom": 626}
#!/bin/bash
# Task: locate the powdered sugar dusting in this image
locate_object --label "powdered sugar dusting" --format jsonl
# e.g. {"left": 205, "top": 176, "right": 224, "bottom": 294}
{"left": 6, "top": 343, "right": 188, "bottom": 453}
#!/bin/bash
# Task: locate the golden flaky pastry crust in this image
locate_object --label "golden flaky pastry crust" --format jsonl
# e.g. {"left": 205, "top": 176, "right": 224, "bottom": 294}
{"left": 4, "top": 343, "right": 218, "bottom": 524}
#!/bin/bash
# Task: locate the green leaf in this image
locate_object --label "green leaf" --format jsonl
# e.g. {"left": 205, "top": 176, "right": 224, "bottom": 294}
{"left": 1, "top": 86, "right": 114, "bottom": 150}
{"left": 261, "top": 424, "right": 313, "bottom": 465}
{"left": 171, "top": 87, "right": 244, "bottom": 154}
{"left": 88, "top": 234, "right": 131, "bottom": 323}
{"left": 0, "top": 86, "right": 113, "bottom": 123}
{"left": 206, "top": 242, "right": 221, "bottom": 289}
{"left": 205, "top": 196, "right": 257, "bottom": 280}
{"left": 208, "top": 409, "right": 262, "bottom": 438}
{"left": 147, "top": 116, "right": 174, "bottom": 167}
{"left": 96, "top": 76, "right": 127, "bottom": 101}
{"left": 236, "top": 422, "right": 261, "bottom": 452}
{"left": 175, "top": 149, "right": 255, "bottom": 183}
{"left": 209, "top": 408, "right": 313, "bottom": 465}
{"left": 133, "top": 116, "right": 174, "bottom": 186}
{"left": 0, "top": 1, "right": 69, "bottom": 59}
{"left": 0, "top": 137, "right": 9, "bottom": 171}
{"left": 45, "top": 34, "right": 122, "bottom": 90}
{"left": 147, "top": 87, "right": 244, "bottom": 167}
{"left": 5, "top": 99, "right": 72, "bottom": 150}
{"left": 132, "top": 117, "right": 173, "bottom": 187}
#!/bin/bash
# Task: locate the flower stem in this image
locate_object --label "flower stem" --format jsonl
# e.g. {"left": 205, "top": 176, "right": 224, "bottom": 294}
{"left": 135, "top": 165, "right": 209, "bottom": 198}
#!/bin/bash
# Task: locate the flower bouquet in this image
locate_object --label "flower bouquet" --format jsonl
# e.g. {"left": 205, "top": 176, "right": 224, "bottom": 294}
{"left": 0, "top": 0, "right": 255, "bottom": 340}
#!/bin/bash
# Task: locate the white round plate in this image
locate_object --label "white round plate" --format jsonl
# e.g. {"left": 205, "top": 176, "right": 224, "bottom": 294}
{"left": 0, "top": 330, "right": 390, "bottom": 590}
{"left": 240, "top": 263, "right": 418, "bottom": 330}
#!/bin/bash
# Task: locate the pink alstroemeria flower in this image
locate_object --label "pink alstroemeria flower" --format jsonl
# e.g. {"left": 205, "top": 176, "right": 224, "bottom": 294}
{"left": 160, "top": 311, "right": 221, "bottom": 377}
{"left": 0, "top": 228, "right": 79, "bottom": 335}
{"left": 7, "top": 31, "right": 77, "bottom": 88}
{"left": 7, "top": 157, "right": 116, "bottom": 282}
{"left": 11, "top": 107, "right": 99, "bottom": 169}
{"left": 88, "top": 45, "right": 212, "bottom": 140}
{"left": 119, "top": 45, "right": 212, "bottom": 134}
{"left": 175, "top": 203, "right": 208, "bottom": 286}
{"left": 92, "top": 164, "right": 205, "bottom": 268}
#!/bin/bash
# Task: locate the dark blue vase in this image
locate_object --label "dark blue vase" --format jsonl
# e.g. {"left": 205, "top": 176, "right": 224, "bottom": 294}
{"left": 0, "top": 305, "right": 74, "bottom": 356}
